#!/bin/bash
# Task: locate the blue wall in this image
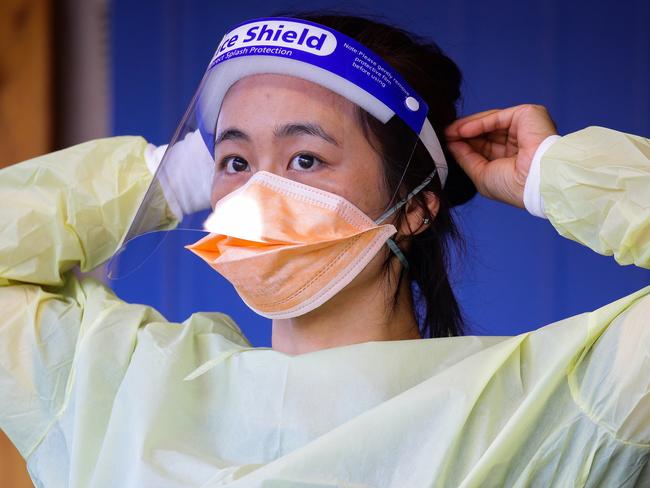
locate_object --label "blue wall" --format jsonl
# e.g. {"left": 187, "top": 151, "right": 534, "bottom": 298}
{"left": 110, "top": 0, "right": 650, "bottom": 344}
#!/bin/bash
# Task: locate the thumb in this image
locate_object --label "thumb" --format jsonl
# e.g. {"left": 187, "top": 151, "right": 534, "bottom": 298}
{"left": 447, "top": 140, "right": 488, "bottom": 186}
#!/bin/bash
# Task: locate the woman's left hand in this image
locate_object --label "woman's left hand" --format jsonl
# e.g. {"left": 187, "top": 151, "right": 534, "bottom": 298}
{"left": 445, "top": 104, "right": 557, "bottom": 208}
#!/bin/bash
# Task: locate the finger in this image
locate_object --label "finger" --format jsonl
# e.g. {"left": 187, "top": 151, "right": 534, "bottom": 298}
{"left": 470, "top": 128, "right": 511, "bottom": 145}
{"left": 453, "top": 128, "right": 515, "bottom": 159}
{"left": 447, "top": 140, "right": 489, "bottom": 183}
{"left": 464, "top": 136, "right": 511, "bottom": 160}
{"left": 453, "top": 106, "right": 522, "bottom": 139}
{"left": 445, "top": 109, "right": 501, "bottom": 139}
{"left": 449, "top": 104, "right": 540, "bottom": 140}
{"left": 447, "top": 109, "right": 502, "bottom": 130}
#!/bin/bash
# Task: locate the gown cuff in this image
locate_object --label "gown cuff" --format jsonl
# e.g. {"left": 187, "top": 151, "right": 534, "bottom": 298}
{"left": 523, "top": 134, "right": 562, "bottom": 219}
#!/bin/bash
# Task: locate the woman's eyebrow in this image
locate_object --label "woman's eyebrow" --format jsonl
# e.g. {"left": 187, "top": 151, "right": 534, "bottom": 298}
{"left": 215, "top": 128, "right": 249, "bottom": 145}
{"left": 274, "top": 122, "right": 340, "bottom": 147}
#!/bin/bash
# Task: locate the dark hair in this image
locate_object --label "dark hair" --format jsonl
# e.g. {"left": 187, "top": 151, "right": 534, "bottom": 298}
{"left": 280, "top": 12, "right": 476, "bottom": 338}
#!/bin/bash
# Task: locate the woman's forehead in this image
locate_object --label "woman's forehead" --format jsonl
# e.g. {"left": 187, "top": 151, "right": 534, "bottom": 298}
{"left": 218, "top": 74, "right": 356, "bottom": 125}
{"left": 226, "top": 73, "right": 346, "bottom": 100}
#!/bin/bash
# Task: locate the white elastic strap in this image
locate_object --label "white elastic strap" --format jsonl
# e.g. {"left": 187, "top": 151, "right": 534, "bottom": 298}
{"left": 523, "top": 134, "right": 561, "bottom": 219}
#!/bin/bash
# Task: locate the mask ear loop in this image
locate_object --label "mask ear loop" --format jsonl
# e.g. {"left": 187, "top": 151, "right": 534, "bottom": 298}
{"left": 374, "top": 168, "right": 438, "bottom": 270}
{"left": 385, "top": 239, "right": 410, "bottom": 270}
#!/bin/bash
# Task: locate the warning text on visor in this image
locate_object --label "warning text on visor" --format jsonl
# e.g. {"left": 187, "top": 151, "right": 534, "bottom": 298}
{"left": 213, "top": 20, "right": 337, "bottom": 62}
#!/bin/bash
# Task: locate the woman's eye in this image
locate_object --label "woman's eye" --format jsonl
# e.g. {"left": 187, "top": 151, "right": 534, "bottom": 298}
{"left": 289, "top": 153, "right": 323, "bottom": 171}
{"left": 222, "top": 156, "right": 250, "bottom": 174}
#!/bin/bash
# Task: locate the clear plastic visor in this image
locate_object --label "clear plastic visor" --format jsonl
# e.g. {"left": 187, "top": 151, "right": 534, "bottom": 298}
{"left": 106, "top": 59, "right": 431, "bottom": 306}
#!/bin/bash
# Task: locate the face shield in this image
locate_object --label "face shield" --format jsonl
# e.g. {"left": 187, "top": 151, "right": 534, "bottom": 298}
{"left": 107, "top": 17, "right": 449, "bottom": 319}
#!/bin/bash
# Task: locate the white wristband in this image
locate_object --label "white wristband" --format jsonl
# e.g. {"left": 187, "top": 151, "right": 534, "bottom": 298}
{"left": 523, "top": 134, "right": 561, "bottom": 219}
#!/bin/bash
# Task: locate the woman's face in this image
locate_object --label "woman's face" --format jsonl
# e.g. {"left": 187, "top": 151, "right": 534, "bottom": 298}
{"left": 211, "top": 74, "right": 390, "bottom": 218}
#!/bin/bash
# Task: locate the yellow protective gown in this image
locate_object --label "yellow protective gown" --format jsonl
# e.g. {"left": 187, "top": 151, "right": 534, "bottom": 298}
{"left": 0, "top": 127, "right": 648, "bottom": 487}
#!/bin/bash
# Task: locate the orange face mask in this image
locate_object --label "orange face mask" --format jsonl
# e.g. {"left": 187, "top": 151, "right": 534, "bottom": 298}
{"left": 186, "top": 170, "right": 434, "bottom": 319}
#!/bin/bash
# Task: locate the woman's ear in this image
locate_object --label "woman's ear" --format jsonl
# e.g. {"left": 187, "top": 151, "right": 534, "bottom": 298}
{"left": 400, "top": 191, "right": 439, "bottom": 236}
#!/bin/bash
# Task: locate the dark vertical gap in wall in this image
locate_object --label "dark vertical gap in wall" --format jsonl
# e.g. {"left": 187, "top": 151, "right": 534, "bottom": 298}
{"left": 52, "top": 0, "right": 69, "bottom": 151}
{"left": 53, "top": 0, "right": 111, "bottom": 151}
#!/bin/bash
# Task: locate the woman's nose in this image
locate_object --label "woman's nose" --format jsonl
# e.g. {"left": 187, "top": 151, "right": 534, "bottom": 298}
{"left": 209, "top": 160, "right": 288, "bottom": 208}
{"left": 253, "top": 159, "right": 287, "bottom": 177}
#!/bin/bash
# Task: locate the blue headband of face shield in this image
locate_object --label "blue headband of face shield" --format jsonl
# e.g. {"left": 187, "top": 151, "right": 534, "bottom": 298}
{"left": 196, "top": 16, "right": 449, "bottom": 188}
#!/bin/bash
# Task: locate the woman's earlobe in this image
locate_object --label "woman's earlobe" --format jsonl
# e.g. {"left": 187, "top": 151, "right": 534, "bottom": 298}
{"left": 402, "top": 192, "right": 439, "bottom": 236}
{"left": 424, "top": 191, "right": 440, "bottom": 219}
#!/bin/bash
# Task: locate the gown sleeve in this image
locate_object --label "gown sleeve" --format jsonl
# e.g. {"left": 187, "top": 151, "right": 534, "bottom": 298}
{"left": 540, "top": 126, "right": 650, "bottom": 450}
{"left": 541, "top": 126, "right": 650, "bottom": 268}
{"left": 0, "top": 136, "right": 176, "bottom": 457}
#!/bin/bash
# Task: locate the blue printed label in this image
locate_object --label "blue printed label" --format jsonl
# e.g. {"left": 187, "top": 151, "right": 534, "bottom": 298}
{"left": 213, "top": 20, "right": 337, "bottom": 60}
{"left": 208, "top": 17, "right": 428, "bottom": 134}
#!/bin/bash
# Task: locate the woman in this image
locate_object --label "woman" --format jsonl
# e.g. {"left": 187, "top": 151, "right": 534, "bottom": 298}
{"left": 0, "top": 13, "right": 648, "bottom": 487}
